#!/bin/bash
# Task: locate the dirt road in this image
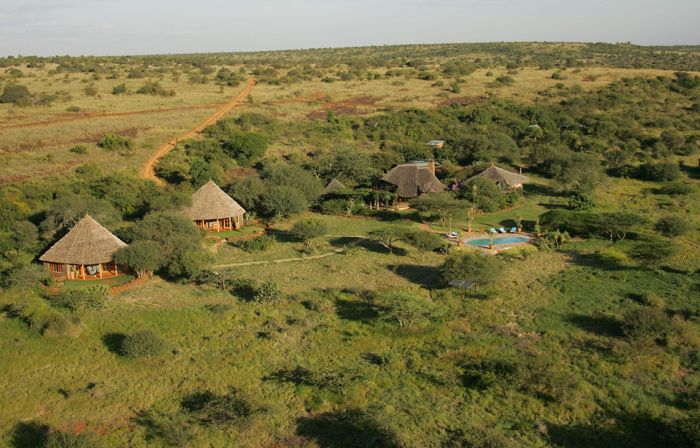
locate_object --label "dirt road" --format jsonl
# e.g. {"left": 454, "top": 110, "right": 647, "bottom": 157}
{"left": 139, "top": 78, "right": 256, "bottom": 185}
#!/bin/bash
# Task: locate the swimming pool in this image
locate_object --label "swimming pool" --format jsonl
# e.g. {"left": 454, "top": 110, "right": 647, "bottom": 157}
{"left": 466, "top": 235, "right": 530, "bottom": 247}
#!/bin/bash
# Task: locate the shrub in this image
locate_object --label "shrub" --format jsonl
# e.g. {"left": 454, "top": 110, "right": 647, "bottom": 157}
{"left": 45, "top": 431, "right": 99, "bottom": 448}
{"left": 112, "top": 83, "right": 127, "bottom": 95}
{"left": 42, "top": 314, "right": 82, "bottom": 338}
{"left": 53, "top": 286, "right": 108, "bottom": 312}
{"left": 98, "top": 133, "right": 131, "bottom": 151}
{"left": 120, "top": 330, "right": 167, "bottom": 357}
{"left": 290, "top": 219, "right": 327, "bottom": 246}
{"left": 402, "top": 230, "right": 448, "bottom": 253}
{"left": 443, "top": 426, "right": 516, "bottom": 448}
{"left": 0, "top": 84, "right": 31, "bottom": 104}
{"left": 136, "top": 80, "right": 175, "bottom": 97}
{"left": 237, "top": 234, "right": 275, "bottom": 252}
{"left": 371, "top": 290, "right": 445, "bottom": 329}
{"left": 628, "top": 237, "right": 675, "bottom": 270}
{"left": 639, "top": 292, "right": 666, "bottom": 308}
{"left": 83, "top": 83, "right": 98, "bottom": 96}
{"left": 568, "top": 191, "right": 595, "bottom": 211}
{"left": 621, "top": 308, "right": 675, "bottom": 346}
{"left": 657, "top": 181, "right": 695, "bottom": 195}
{"left": 181, "top": 388, "right": 257, "bottom": 427}
{"left": 205, "top": 303, "right": 232, "bottom": 314}
{"left": 69, "top": 145, "right": 87, "bottom": 155}
{"left": 441, "top": 252, "right": 502, "bottom": 286}
{"left": 637, "top": 162, "right": 681, "bottom": 181}
{"left": 253, "top": 281, "right": 282, "bottom": 303}
{"left": 655, "top": 216, "right": 690, "bottom": 237}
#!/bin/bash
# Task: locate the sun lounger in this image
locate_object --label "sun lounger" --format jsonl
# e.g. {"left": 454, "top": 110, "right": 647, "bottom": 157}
{"left": 498, "top": 227, "right": 507, "bottom": 233}
{"left": 509, "top": 227, "right": 517, "bottom": 233}
{"left": 450, "top": 231, "right": 459, "bottom": 238}
{"left": 489, "top": 228, "right": 497, "bottom": 233}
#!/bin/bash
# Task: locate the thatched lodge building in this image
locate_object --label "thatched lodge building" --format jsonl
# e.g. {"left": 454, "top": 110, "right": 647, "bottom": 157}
{"left": 185, "top": 180, "right": 246, "bottom": 232}
{"left": 39, "top": 215, "right": 127, "bottom": 280}
{"left": 381, "top": 160, "right": 445, "bottom": 199}
{"left": 470, "top": 165, "right": 529, "bottom": 190}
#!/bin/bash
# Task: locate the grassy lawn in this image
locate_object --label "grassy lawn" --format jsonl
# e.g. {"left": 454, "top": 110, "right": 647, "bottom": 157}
{"left": 62, "top": 275, "right": 135, "bottom": 290}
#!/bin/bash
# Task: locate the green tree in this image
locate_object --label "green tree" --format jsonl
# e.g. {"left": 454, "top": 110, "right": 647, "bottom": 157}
{"left": 114, "top": 241, "right": 163, "bottom": 277}
{"left": 290, "top": 219, "right": 327, "bottom": 246}
{"left": 369, "top": 227, "right": 409, "bottom": 254}
{"left": 655, "top": 216, "right": 690, "bottom": 237}
{"left": 441, "top": 252, "right": 502, "bottom": 286}
{"left": 628, "top": 238, "right": 675, "bottom": 271}
{"left": 254, "top": 281, "right": 283, "bottom": 303}
{"left": 260, "top": 185, "right": 309, "bottom": 219}
{"left": 372, "top": 290, "right": 445, "bottom": 329}
{"left": 221, "top": 132, "right": 268, "bottom": 166}
{"left": 409, "top": 191, "right": 465, "bottom": 228}
{"left": 227, "top": 177, "right": 266, "bottom": 211}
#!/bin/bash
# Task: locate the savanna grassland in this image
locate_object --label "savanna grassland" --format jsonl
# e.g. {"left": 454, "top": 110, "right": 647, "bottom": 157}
{"left": 0, "top": 43, "right": 699, "bottom": 447}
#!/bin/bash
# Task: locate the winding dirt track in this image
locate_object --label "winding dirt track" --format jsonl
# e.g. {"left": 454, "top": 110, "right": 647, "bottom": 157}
{"left": 139, "top": 78, "right": 256, "bottom": 185}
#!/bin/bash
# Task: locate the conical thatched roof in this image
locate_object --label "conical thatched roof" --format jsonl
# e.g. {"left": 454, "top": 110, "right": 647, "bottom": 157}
{"left": 322, "top": 178, "right": 347, "bottom": 194}
{"left": 39, "top": 215, "right": 127, "bottom": 265}
{"left": 185, "top": 180, "right": 246, "bottom": 220}
{"left": 471, "top": 166, "right": 529, "bottom": 187}
{"left": 382, "top": 163, "right": 445, "bottom": 198}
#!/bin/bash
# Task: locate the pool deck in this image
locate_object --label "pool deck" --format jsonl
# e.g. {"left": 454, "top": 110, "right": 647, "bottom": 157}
{"left": 461, "top": 231, "right": 535, "bottom": 255}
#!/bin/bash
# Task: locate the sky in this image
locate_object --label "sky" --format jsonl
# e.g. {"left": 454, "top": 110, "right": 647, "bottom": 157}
{"left": 0, "top": 0, "right": 698, "bottom": 57}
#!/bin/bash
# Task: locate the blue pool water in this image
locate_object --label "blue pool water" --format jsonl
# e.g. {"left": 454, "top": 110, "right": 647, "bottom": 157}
{"left": 467, "top": 235, "right": 530, "bottom": 247}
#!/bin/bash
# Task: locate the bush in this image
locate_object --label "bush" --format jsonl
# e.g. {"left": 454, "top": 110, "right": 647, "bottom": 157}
{"left": 45, "top": 431, "right": 99, "bottom": 448}
{"left": 403, "top": 230, "right": 448, "bottom": 253}
{"left": 136, "top": 80, "right": 175, "bottom": 97}
{"left": 120, "top": 330, "right": 167, "bottom": 357}
{"left": 657, "top": 181, "right": 695, "bottom": 195}
{"left": 112, "top": 83, "right": 127, "bottom": 95}
{"left": 0, "top": 84, "right": 31, "bottom": 104}
{"left": 568, "top": 191, "right": 594, "bottom": 211}
{"left": 182, "top": 388, "right": 257, "bottom": 427}
{"left": 628, "top": 237, "right": 675, "bottom": 270}
{"left": 69, "top": 145, "right": 87, "bottom": 155}
{"left": 639, "top": 292, "right": 666, "bottom": 308}
{"left": 637, "top": 162, "right": 681, "bottom": 181}
{"left": 655, "top": 216, "right": 690, "bottom": 237}
{"left": 290, "top": 219, "right": 327, "bottom": 245}
{"left": 52, "top": 286, "right": 108, "bottom": 312}
{"left": 253, "top": 281, "right": 282, "bottom": 303}
{"left": 621, "top": 308, "right": 675, "bottom": 346}
{"left": 98, "top": 133, "right": 131, "bottom": 151}
{"left": 42, "top": 314, "right": 82, "bottom": 338}
{"left": 238, "top": 234, "right": 275, "bottom": 252}
{"left": 441, "top": 252, "right": 502, "bottom": 286}
{"left": 371, "top": 290, "right": 445, "bottom": 329}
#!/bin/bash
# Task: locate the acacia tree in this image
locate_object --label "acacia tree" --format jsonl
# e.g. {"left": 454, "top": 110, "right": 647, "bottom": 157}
{"left": 369, "top": 227, "right": 409, "bottom": 254}
{"left": 409, "top": 191, "right": 465, "bottom": 229}
{"left": 372, "top": 290, "right": 444, "bottom": 329}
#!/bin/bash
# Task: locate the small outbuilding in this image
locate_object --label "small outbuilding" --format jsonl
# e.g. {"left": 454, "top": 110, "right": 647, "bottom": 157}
{"left": 322, "top": 178, "right": 347, "bottom": 195}
{"left": 427, "top": 140, "right": 446, "bottom": 149}
{"left": 39, "top": 214, "right": 127, "bottom": 280}
{"left": 185, "top": 180, "right": 246, "bottom": 232}
{"left": 470, "top": 165, "right": 529, "bottom": 189}
{"left": 381, "top": 160, "right": 445, "bottom": 199}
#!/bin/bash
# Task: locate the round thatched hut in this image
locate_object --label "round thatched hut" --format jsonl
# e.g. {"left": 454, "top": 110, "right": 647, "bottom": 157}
{"left": 39, "top": 214, "right": 127, "bottom": 280}
{"left": 470, "top": 165, "right": 529, "bottom": 189}
{"left": 185, "top": 180, "right": 246, "bottom": 232}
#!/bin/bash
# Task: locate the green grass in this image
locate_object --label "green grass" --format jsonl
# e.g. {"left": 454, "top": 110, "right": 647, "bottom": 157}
{"left": 62, "top": 275, "right": 135, "bottom": 290}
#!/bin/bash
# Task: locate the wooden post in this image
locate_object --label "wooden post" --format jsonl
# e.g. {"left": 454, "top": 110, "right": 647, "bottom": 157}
{"left": 98, "top": 263, "right": 103, "bottom": 279}
{"left": 80, "top": 265, "right": 85, "bottom": 280}
{"left": 114, "top": 263, "right": 119, "bottom": 276}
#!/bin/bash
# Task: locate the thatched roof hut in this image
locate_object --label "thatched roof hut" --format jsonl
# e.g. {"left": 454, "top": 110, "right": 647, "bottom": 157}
{"left": 322, "top": 178, "right": 347, "bottom": 194}
{"left": 185, "top": 180, "right": 246, "bottom": 232}
{"left": 381, "top": 161, "right": 445, "bottom": 198}
{"left": 470, "top": 166, "right": 529, "bottom": 189}
{"left": 39, "top": 214, "right": 127, "bottom": 266}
